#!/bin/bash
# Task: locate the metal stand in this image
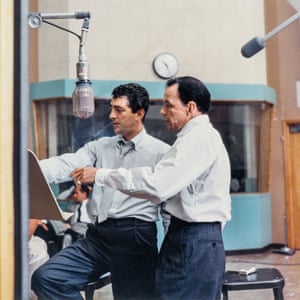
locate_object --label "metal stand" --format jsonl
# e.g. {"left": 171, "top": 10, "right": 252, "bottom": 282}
{"left": 272, "top": 215, "right": 295, "bottom": 256}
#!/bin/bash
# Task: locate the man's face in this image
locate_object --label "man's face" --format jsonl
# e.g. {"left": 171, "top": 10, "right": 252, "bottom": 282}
{"left": 160, "top": 84, "right": 190, "bottom": 132}
{"left": 71, "top": 186, "right": 87, "bottom": 203}
{"left": 109, "top": 96, "right": 144, "bottom": 140}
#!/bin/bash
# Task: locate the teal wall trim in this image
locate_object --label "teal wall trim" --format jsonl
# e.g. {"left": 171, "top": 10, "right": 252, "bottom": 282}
{"left": 30, "top": 79, "right": 75, "bottom": 100}
{"left": 223, "top": 193, "right": 272, "bottom": 251}
{"left": 208, "top": 83, "right": 276, "bottom": 104}
{"left": 30, "top": 79, "right": 276, "bottom": 104}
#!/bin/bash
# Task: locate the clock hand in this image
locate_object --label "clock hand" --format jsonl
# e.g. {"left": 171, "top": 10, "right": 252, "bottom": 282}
{"left": 163, "top": 62, "right": 170, "bottom": 75}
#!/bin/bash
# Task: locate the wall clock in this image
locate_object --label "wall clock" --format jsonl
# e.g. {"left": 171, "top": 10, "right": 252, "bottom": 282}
{"left": 152, "top": 53, "right": 178, "bottom": 79}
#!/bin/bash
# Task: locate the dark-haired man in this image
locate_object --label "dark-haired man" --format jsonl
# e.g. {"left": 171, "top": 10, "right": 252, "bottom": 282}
{"left": 62, "top": 183, "right": 93, "bottom": 248}
{"left": 73, "top": 76, "right": 231, "bottom": 299}
{"left": 32, "top": 83, "right": 170, "bottom": 300}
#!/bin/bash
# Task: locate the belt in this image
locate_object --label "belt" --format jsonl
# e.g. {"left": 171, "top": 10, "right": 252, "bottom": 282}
{"left": 170, "top": 216, "right": 221, "bottom": 227}
{"left": 96, "top": 217, "right": 155, "bottom": 227}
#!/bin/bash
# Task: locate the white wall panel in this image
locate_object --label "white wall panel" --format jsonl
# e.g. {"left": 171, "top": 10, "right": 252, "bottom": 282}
{"left": 36, "top": 0, "right": 266, "bottom": 84}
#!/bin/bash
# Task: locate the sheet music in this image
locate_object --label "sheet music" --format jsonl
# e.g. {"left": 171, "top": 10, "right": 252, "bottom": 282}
{"left": 28, "top": 149, "right": 73, "bottom": 220}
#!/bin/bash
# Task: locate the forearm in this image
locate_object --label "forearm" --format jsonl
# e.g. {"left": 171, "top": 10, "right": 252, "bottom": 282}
{"left": 95, "top": 161, "right": 190, "bottom": 204}
{"left": 95, "top": 167, "right": 165, "bottom": 203}
{"left": 40, "top": 148, "right": 95, "bottom": 183}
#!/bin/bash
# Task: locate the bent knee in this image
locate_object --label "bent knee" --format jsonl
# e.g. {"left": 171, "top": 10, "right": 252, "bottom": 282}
{"left": 31, "top": 264, "right": 48, "bottom": 290}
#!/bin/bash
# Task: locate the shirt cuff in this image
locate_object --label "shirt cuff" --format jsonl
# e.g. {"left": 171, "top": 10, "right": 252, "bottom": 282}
{"left": 95, "top": 168, "right": 112, "bottom": 186}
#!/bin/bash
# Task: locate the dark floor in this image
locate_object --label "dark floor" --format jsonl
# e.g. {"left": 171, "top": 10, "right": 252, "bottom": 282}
{"left": 92, "top": 249, "right": 300, "bottom": 299}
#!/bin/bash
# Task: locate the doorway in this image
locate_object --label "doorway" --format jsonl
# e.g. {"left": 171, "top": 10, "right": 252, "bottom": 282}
{"left": 283, "top": 121, "right": 300, "bottom": 249}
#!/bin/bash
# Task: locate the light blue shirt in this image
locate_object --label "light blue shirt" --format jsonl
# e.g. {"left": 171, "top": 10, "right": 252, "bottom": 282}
{"left": 96, "top": 115, "right": 232, "bottom": 224}
{"left": 40, "top": 128, "right": 171, "bottom": 223}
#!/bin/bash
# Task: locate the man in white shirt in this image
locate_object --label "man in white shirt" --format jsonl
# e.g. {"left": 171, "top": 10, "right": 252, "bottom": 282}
{"left": 32, "top": 83, "right": 170, "bottom": 300}
{"left": 62, "top": 184, "right": 93, "bottom": 248}
{"left": 33, "top": 184, "right": 93, "bottom": 251}
{"left": 72, "top": 76, "right": 231, "bottom": 300}
{"left": 69, "top": 184, "right": 93, "bottom": 224}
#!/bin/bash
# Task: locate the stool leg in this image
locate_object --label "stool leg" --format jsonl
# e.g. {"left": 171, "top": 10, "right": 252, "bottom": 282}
{"left": 273, "top": 287, "right": 284, "bottom": 300}
{"left": 222, "top": 290, "right": 228, "bottom": 300}
{"left": 85, "top": 286, "right": 94, "bottom": 300}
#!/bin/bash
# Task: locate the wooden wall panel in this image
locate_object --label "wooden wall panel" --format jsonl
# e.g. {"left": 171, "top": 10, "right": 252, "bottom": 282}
{"left": 0, "top": 0, "right": 15, "bottom": 299}
{"left": 265, "top": 0, "right": 300, "bottom": 244}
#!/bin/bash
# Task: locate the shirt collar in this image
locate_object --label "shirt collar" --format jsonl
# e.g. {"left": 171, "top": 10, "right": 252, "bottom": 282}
{"left": 116, "top": 127, "right": 146, "bottom": 151}
{"left": 177, "top": 114, "right": 210, "bottom": 138}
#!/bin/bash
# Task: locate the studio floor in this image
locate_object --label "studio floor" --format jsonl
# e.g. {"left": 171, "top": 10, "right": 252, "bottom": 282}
{"left": 92, "top": 249, "right": 300, "bottom": 300}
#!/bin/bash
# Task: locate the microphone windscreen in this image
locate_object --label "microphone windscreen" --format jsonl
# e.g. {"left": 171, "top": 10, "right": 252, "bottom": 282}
{"left": 241, "top": 37, "right": 265, "bottom": 58}
{"left": 75, "top": 12, "right": 91, "bottom": 19}
{"left": 72, "top": 82, "right": 94, "bottom": 119}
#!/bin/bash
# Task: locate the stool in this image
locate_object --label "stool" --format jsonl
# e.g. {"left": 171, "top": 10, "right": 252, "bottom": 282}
{"left": 83, "top": 272, "right": 111, "bottom": 300}
{"left": 222, "top": 268, "right": 284, "bottom": 300}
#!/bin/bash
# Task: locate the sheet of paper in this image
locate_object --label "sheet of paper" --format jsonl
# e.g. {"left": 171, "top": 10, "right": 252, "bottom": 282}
{"left": 28, "top": 149, "right": 73, "bottom": 221}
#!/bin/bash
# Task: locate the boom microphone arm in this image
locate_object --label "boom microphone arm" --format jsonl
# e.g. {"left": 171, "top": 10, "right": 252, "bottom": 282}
{"left": 241, "top": 11, "right": 300, "bottom": 58}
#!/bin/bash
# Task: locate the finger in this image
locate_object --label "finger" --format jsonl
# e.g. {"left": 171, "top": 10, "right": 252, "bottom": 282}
{"left": 41, "top": 223, "right": 49, "bottom": 231}
{"left": 69, "top": 167, "right": 83, "bottom": 177}
{"left": 73, "top": 173, "right": 81, "bottom": 184}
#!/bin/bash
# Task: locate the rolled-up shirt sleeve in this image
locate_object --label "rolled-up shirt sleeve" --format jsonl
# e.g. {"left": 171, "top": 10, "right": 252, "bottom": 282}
{"left": 40, "top": 142, "right": 98, "bottom": 184}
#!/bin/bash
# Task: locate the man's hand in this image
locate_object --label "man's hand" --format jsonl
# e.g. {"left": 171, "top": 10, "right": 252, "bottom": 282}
{"left": 29, "top": 219, "right": 48, "bottom": 240}
{"left": 70, "top": 167, "right": 99, "bottom": 185}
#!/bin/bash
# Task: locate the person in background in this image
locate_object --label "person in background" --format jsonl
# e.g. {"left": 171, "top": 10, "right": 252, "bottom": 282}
{"left": 32, "top": 83, "right": 171, "bottom": 300}
{"left": 33, "top": 183, "right": 93, "bottom": 252}
{"left": 62, "top": 183, "right": 93, "bottom": 248}
{"left": 28, "top": 219, "right": 49, "bottom": 300}
{"left": 72, "top": 76, "right": 232, "bottom": 300}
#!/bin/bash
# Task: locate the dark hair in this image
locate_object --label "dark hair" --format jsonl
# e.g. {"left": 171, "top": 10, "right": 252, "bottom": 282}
{"left": 80, "top": 184, "right": 92, "bottom": 196}
{"left": 166, "top": 76, "right": 211, "bottom": 113}
{"left": 111, "top": 83, "right": 150, "bottom": 122}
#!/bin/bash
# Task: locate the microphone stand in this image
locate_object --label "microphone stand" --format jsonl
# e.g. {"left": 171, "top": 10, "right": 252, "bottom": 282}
{"left": 263, "top": 11, "right": 300, "bottom": 44}
{"left": 272, "top": 215, "right": 295, "bottom": 256}
{"left": 28, "top": 12, "right": 94, "bottom": 119}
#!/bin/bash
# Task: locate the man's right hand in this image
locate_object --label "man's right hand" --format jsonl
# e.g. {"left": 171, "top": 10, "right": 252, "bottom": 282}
{"left": 69, "top": 167, "right": 99, "bottom": 185}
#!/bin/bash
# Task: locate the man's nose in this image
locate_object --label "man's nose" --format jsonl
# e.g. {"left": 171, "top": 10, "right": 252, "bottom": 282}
{"left": 109, "top": 111, "right": 115, "bottom": 119}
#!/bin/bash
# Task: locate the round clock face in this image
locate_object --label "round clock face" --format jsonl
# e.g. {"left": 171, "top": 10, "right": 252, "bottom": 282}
{"left": 152, "top": 53, "right": 178, "bottom": 79}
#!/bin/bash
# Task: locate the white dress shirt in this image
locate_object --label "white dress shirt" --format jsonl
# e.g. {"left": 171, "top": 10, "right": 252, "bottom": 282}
{"left": 95, "top": 115, "right": 231, "bottom": 224}
{"left": 71, "top": 200, "right": 92, "bottom": 224}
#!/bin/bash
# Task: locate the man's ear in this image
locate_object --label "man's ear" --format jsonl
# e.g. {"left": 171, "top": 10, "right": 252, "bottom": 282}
{"left": 187, "top": 101, "right": 197, "bottom": 114}
{"left": 136, "top": 109, "right": 145, "bottom": 120}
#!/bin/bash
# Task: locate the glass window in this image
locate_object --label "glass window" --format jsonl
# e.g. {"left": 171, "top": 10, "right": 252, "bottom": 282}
{"left": 32, "top": 98, "right": 176, "bottom": 158}
{"left": 32, "top": 98, "right": 272, "bottom": 194}
{"left": 210, "top": 102, "right": 272, "bottom": 193}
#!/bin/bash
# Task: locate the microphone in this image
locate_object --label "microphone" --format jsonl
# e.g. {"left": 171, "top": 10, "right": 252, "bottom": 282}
{"left": 241, "top": 11, "right": 300, "bottom": 58}
{"left": 27, "top": 12, "right": 95, "bottom": 119}
{"left": 72, "top": 18, "right": 95, "bottom": 119}
{"left": 241, "top": 37, "right": 265, "bottom": 58}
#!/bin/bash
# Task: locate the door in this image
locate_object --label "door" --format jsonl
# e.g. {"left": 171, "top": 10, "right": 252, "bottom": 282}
{"left": 284, "top": 122, "right": 300, "bottom": 248}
